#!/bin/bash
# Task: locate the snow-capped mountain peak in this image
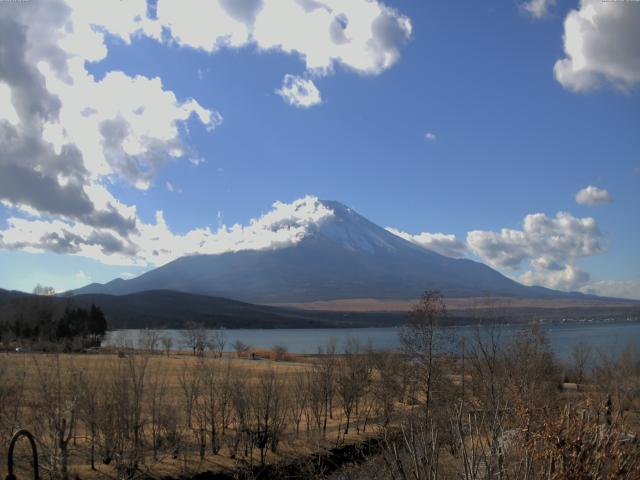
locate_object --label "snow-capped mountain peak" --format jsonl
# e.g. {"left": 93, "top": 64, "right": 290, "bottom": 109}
{"left": 309, "top": 200, "right": 415, "bottom": 254}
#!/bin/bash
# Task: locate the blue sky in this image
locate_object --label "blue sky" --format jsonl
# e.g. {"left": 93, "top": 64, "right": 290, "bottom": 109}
{"left": 0, "top": 0, "right": 638, "bottom": 298}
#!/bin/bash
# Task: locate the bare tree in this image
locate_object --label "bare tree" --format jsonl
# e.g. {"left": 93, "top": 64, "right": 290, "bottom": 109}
{"left": 181, "top": 322, "right": 209, "bottom": 356}
{"left": 208, "top": 328, "right": 226, "bottom": 358}
{"left": 216, "top": 360, "right": 234, "bottom": 439}
{"left": 248, "top": 368, "right": 287, "bottom": 465}
{"left": 336, "top": 338, "right": 371, "bottom": 435}
{"left": 178, "top": 361, "right": 201, "bottom": 430}
{"left": 306, "top": 366, "right": 326, "bottom": 436}
{"left": 289, "top": 371, "right": 308, "bottom": 436}
{"left": 200, "top": 358, "right": 228, "bottom": 454}
{"left": 138, "top": 329, "right": 160, "bottom": 354}
{"left": 159, "top": 395, "right": 182, "bottom": 466}
{"left": 106, "top": 352, "right": 149, "bottom": 478}
{"left": 504, "top": 326, "right": 559, "bottom": 410}
{"left": 160, "top": 335, "right": 173, "bottom": 356}
{"left": 0, "top": 355, "right": 26, "bottom": 442}
{"left": 354, "top": 343, "right": 375, "bottom": 434}
{"left": 594, "top": 342, "right": 640, "bottom": 421}
{"left": 76, "top": 364, "right": 104, "bottom": 470}
{"left": 449, "top": 400, "right": 501, "bottom": 480}
{"left": 317, "top": 338, "right": 337, "bottom": 435}
{"left": 232, "top": 340, "right": 250, "bottom": 358}
{"left": 400, "top": 291, "right": 448, "bottom": 416}
{"left": 465, "top": 314, "right": 512, "bottom": 476}
{"left": 381, "top": 413, "right": 441, "bottom": 480}
{"left": 192, "top": 370, "right": 208, "bottom": 461}
{"left": 465, "top": 295, "right": 511, "bottom": 416}
{"left": 147, "top": 362, "right": 169, "bottom": 461}
{"left": 33, "top": 284, "right": 56, "bottom": 296}
{"left": 32, "top": 355, "right": 78, "bottom": 480}
{"left": 370, "top": 350, "right": 403, "bottom": 428}
{"left": 569, "top": 341, "right": 592, "bottom": 385}
{"left": 272, "top": 344, "right": 288, "bottom": 361}
{"left": 229, "top": 369, "right": 250, "bottom": 459}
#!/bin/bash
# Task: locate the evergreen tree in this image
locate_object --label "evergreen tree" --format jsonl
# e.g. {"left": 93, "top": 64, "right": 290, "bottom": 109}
{"left": 88, "top": 304, "right": 108, "bottom": 345}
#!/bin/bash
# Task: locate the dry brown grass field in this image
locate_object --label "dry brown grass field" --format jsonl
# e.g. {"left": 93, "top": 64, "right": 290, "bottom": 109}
{"left": 274, "top": 296, "right": 640, "bottom": 313}
{"left": 0, "top": 348, "right": 386, "bottom": 480}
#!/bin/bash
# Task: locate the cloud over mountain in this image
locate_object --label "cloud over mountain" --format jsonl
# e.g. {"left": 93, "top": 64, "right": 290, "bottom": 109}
{"left": 386, "top": 228, "right": 467, "bottom": 259}
{"left": 581, "top": 279, "right": 640, "bottom": 301}
{"left": 467, "top": 211, "right": 606, "bottom": 290}
{"left": 0, "top": 196, "right": 334, "bottom": 267}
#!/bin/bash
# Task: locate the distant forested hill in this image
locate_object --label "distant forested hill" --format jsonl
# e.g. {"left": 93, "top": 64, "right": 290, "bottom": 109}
{"left": 0, "top": 289, "right": 405, "bottom": 330}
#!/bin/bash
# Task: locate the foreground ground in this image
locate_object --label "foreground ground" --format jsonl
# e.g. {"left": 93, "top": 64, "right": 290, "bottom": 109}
{"left": 0, "top": 347, "right": 384, "bottom": 480}
{"left": 1, "top": 320, "right": 639, "bottom": 479}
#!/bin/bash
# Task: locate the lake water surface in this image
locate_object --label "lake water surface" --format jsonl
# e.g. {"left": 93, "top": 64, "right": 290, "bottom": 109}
{"left": 105, "top": 321, "right": 640, "bottom": 362}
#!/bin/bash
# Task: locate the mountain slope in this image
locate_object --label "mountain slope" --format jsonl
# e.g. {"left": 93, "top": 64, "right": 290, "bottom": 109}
{"left": 0, "top": 288, "right": 29, "bottom": 304}
{"left": 73, "top": 200, "right": 584, "bottom": 303}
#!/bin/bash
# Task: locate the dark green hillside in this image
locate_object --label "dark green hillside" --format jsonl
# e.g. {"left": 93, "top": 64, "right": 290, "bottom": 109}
{"left": 61, "top": 290, "right": 405, "bottom": 329}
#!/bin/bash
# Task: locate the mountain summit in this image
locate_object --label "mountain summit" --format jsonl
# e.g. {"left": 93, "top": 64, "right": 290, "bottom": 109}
{"left": 73, "top": 199, "right": 568, "bottom": 303}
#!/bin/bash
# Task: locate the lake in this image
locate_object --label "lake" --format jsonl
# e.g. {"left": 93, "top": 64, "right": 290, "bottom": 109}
{"left": 104, "top": 321, "right": 640, "bottom": 362}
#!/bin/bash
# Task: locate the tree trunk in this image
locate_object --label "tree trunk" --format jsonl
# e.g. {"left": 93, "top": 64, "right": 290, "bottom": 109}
{"left": 90, "top": 425, "right": 96, "bottom": 470}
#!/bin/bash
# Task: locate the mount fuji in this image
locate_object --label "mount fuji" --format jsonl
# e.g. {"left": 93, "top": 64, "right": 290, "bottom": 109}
{"left": 73, "top": 200, "right": 582, "bottom": 304}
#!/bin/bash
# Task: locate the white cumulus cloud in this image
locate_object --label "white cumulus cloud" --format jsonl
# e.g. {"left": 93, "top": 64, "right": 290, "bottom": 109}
{"left": 575, "top": 185, "right": 613, "bottom": 206}
{"left": 467, "top": 211, "right": 606, "bottom": 291}
{"left": 276, "top": 75, "right": 322, "bottom": 108}
{"left": 0, "top": 196, "right": 335, "bottom": 268}
{"left": 520, "top": 265, "right": 590, "bottom": 292}
{"left": 0, "top": 0, "right": 219, "bottom": 240}
{"left": 156, "top": 0, "right": 412, "bottom": 103}
{"left": 44, "top": 68, "right": 220, "bottom": 190}
{"left": 386, "top": 227, "right": 467, "bottom": 258}
{"left": 554, "top": 0, "right": 640, "bottom": 92}
{"left": 155, "top": 0, "right": 412, "bottom": 75}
